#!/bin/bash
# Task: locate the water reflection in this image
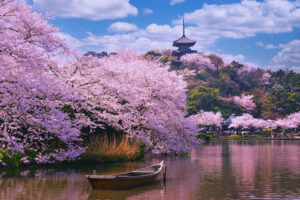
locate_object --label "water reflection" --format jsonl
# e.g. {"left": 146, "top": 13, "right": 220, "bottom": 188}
{"left": 190, "top": 140, "right": 300, "bottom": 199}
{"left": 88, "top": 182, "right": 163, "bottom": 200}
{"left": 0, "top": 140, "right": 299, "bottom": 200}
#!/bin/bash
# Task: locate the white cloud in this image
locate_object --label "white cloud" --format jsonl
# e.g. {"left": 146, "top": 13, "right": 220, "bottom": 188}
{"left": 265, "top": 44, "right": 277, "bottom": 50}
{"left": 256, "top": 41, "right": 279, "bottom": 49}
{"left": 82, "top": 24, "right": 182, "bottom": 52}
{"left": 143, "top": 8, "right": 153, "bottom": 15}
{"left": 56, "top": 32, "right": 83, "bottom": 49}
{"left": 269, "top": 40, "right": 300, "bottom": 72}
{"left": 220, "top": 54, "right": 245, "bottom": 63}
{"left": 51, "top": 0, "right": 300, "bottom": 61}
{"left": 32, "top": 0, "right": 138, "bottom": 20}
{"left": 108, "top": 22, "right": 138, "bottom": 32}
{"left": 175, "top": 0, "right": 300, "bottom": 39}
{"left": 256, "top": 42, "right": 264, "bottom": 47}
{"left": 170, "top": 0, "right": 186, "bottom": 6}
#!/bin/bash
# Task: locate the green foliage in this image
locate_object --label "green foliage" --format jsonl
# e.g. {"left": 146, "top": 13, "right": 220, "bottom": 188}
{"left": 185, "top": 59, "right": 300, "bottom": 119}
{"left": 0, "top": 150, "right": 22, "bottom": 167}
{"left": 61, "top": 104, "right": 76, "bottom": 119}
{"left": 170, "top": 64, "right": 185, "bottom": 71}
{"left": 159, "top": 56, "right": 175, "bottom": 63}
{"left": 144, "top": 50, "right": 162, "bottom": 57}
{"left": 195, "top": 72, "right": 209, "bottom": 82}
{"left": 218, "top": 100, "right": 243, "bottom": 119}
{"left": 208, "top": 66, "right": 241, "bottom": 96}
{"left": 238, "top": 68, "right": 265, "bottom": 91}
{"left": 187, "top": 85, "right": 220, "bottom": 115}
{"left": 229, "top": 134, "right": 241, "bottom": 138}
{"left": 187, "top": 85, "right": 242, "bottom": 118}
{"left": 197, "top": 133, "right": 211, "bottom": 140}
{"left": 268, "top": 88, "right": 300, "bottom": 116}
{"left": 270, "top": 70, "right": 300, "bottom": 92}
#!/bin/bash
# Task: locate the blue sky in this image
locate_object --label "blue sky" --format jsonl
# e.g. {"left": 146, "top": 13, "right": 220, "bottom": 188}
{"left": 25, "top": 0, "right": 300, "bottom": 72}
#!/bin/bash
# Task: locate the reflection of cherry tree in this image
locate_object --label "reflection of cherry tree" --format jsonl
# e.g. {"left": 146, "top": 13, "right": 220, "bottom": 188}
{"left": 0, "top": 0, "right": 84, "bottom": 164}
{"left": 60, "top": 51, "right": 199, "bottom": 153}
{"left": 230, "top": 141, "right": 300, "bottom": 197}
{"left": 0, "top": 169, "right": 90, "bottom": 200}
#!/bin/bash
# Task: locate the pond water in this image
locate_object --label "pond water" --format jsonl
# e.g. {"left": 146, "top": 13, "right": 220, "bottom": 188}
{"left": 0, "top": 140, "right": 299, "bottom": 200}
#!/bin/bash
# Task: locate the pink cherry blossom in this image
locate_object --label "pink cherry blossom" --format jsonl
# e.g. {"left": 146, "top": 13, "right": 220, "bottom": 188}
{"left": 59, "top": 50, "right": 200, "bottom": 153}
{"left": 232, "top": 94, "right": 256, "bottom": 111}
{"left": 180, "top": 53, "right": 215, "bottom": 72}
{"left": 0, "top": 0, "right": 83, "bottom": 164}
{"left": 229, "top": 112, "right": 300, "bottom": 130}
{"left": 189, "top": 110, "right": 224, "bottom": 127}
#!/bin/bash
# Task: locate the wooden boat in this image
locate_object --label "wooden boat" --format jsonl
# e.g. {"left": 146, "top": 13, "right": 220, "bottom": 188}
{"left": 86, "top": 161, "right": 164, "bottom": 190}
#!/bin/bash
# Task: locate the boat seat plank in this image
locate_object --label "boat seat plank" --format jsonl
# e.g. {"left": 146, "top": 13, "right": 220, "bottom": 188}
{"left": 86, "top": 175, "right": 116, "bottom": 179}
{"left": 133, "top": 171, "right": 155, "bottom": 174}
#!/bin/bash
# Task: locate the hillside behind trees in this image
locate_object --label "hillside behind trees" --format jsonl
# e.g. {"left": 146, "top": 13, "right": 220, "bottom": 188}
{"left": 144, "top": 50, "right": 300, "bottom": 119}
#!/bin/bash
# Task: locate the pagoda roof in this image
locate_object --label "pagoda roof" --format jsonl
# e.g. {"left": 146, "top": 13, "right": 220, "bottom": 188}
{"left": 173, "top": 35, "right": 196, "bottom": 46}
{"left": 173, "top": 17, "right": 196, "bottom": 48}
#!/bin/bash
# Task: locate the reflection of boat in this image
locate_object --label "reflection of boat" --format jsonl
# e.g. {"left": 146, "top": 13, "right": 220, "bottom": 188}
{"left": 86, "top": 161, "right": 164, "bottom": 190}
{"left": 87, "top": 181, "right": 163, "bottom": 200}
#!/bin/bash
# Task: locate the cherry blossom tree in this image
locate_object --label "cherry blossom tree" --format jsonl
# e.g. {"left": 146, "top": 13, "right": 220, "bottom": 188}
{"left": 180, "top": 53, "right": 215, "bottom": 72}
{"left": 59, "top": 50, "right": 199, "bottom": 153}
{"left": 229, "top": 114, "right": 256, "bottom": 129}
{"left": 189, "top": 110, "right": 224, "bottom": 127}
{"left": 237, "top": 63, "right": 258, "bottom": 75}
{"left": 232, "top": 94, "right": 256, "bottom": 111}
{"left": 229, "top": 112, "right": 300, "bottom": 130}
{"left": 261, "top": 72, "right": 271, "bottom": 85}
{"left": 0, "top": 0, "right": 84, "bottom": 165}
{"left": 276, "top": 111, "right": 300, "bottom": 129}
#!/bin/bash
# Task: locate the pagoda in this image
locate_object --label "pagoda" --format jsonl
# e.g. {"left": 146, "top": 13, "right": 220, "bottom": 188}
{"left": 172, "top": 17, "right": 197, "bottom": 58}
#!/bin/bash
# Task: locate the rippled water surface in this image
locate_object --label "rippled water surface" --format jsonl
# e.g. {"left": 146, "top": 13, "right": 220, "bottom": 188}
{"left": 1, "top": 140, "right": 299, "bottom": 200}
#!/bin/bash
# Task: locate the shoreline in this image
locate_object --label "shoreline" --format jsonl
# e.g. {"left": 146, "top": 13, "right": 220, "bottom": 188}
{"left": 211, "top": 137, "right": 300, "bottom": 140}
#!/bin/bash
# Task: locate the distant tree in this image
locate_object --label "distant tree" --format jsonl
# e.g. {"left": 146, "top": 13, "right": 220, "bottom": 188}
{"left": 232, "top": 94, "right": 256, "bottom": 111}
{"left": 208, "top": 54, "right": 224, "bottom": 72}
{"left": 270, "top": 70, "right": 300, "bottom": 93}
{"left": 230, "top": 112, "right": 300, "bottom": 130}
{"left": 187, "top": 85, "right": 220, "bottom": 115}
{"left": 161, "top": 49, "right": 172, "bottom": 57}
{"left": 180, "top": 53, "right": 215, "bottom": 72}
{"left": 229, "top": 114, "right": 257, "bottom": 129}
{"left": 210, "top": 69, "right": 241, "bottom": 96}
{"left": 144, "top": 50, "right": 162, "bottom": 59}
{"left": 84, "top": 51, "right": 108, "bottom": 58}
{"left": 189, "top": 110, "right": 224, "bottom": 127}
{"left": 159, "top": 56, "right": 175, "bottom": 64}
{"left": 268, "top": 88, "right": 300, "bottom": 116}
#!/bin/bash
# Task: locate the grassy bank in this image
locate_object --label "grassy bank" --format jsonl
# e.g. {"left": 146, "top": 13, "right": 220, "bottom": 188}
{"left": 0, "top": 135, "right": 145, "bottom": 168}
{"left": 79, "top": 135, "right": 144, "bottom": 163}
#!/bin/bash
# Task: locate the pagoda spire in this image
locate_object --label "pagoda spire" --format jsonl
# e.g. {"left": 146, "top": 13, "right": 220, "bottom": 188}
{"left": 183, "top": 16, "right": 185, "bottom": 36}
{"left": 172, "top": 15, "right": 197, "bottom": 58}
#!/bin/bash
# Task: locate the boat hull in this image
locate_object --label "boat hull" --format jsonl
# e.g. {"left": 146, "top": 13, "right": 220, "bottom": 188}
{"left": 87, "top": 174, "right": 159, "bottom": 190}
{"left": 86, "top": 161, "right": 164, "bottom": 190}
